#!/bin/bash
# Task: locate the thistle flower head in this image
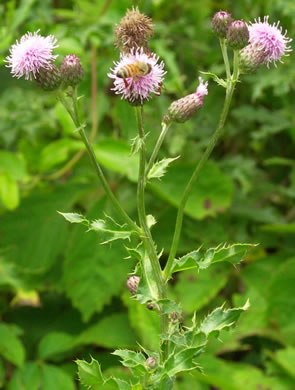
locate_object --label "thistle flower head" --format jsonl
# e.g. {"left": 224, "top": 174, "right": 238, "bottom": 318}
{"left": 60, "top": 54, "right": 84, "bottom": 87}
{"left": 108, "top": 48, "right": 165, "bottom": 105}
{"left": 212, "top": 11, "right": 233, "bottom": 39}
{"left": 167, "top": 77, "right": 208, "bottom": 123}
{"left": 5, "top": 30, "right": 58, "bottom": 80}
{"left": 227, "top": 20, "right": 249, "bottom": 50}
{"left": 114, "top": 7, "right": 153, "bottom": 54}
{"left": 35, "top": 64, "right": 61, "bottom": 91}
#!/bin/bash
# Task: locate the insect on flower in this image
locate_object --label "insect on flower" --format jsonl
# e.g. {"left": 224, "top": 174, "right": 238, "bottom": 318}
{"left": 116, "top": 61, "right": 152, "bottom": 88}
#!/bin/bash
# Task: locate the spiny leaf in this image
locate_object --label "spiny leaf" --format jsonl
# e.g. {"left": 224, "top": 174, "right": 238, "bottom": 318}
{"left": 147, "top": 156, "right": 179, "bottom": 180}
{"left": 89, "top": 215, "right": 132, "bottom": 244}
{"left": 164, "top": 346, "right": 204, "bottom": 377}
{"left": 76, "top": 358, "right": 108, "bottom": 389}
{"left": 199, "top": 300, "right": 250, "bottom": 337}
{"left": 58, "top": 211, "right": 87, "bottom": 224}
{"left": 200, "top": 71, "right": 227, "bottom": 88}
{"left": 171, "top": 243, "right": 257, "bottom": 274}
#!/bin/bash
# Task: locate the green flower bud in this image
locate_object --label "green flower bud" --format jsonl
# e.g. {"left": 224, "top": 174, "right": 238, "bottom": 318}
{"left": 227, "top": 20, "right": 249, "bottom": 50}
{"left": 212, "top": 11, "right": 233, "bottom": 39}
{"left": 239, "top": 43, "right": 267, "bottom": 73}
{"left": 145, "top": 357, "right": 157, "bottom": 370}
{"left": 35, "top": 64, "right": 61, "bottom": 91}
{"left": 60, "top": 54, "right": 84, "bottom": 87}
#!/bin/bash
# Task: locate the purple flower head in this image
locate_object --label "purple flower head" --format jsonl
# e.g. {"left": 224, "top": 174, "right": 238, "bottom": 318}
{"left": 108, "top": 48, "right": 166, "bottom": 105}
{"left": 5, "top": 30, "right": 58, "bottom": 80}
{"left": 248, "top": 16, "right": 292, "bottom": 66}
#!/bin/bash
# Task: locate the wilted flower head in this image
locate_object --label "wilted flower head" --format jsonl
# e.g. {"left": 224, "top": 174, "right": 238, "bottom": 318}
{"left": 114, "top": 7, "right": 153, "bottom": 54}
{"left": 240, "top": 16, "right": 292, "bottom": 72}
{"left": 108, "top": 48, "right": 165, "bottom": 105}
{"left": 5, "top": 30, "right": 58, "bottom": 80}
{"left": 167, "top": 77, "right": 208, "bottom": 123}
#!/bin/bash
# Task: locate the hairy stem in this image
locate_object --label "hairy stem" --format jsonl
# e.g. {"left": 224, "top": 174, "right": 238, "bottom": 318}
{"left": 57, "top": 89, "right": 140, "bottom": 234}
{"left": 220, "top": 38, "right": 231, "bottom": 80}
{"left": 163, "top": 53, "right": 240, "bottom": 281}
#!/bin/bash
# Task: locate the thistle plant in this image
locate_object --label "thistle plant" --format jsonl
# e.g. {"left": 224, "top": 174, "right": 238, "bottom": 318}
{"left": 5, "top": 8, "right": 292, "bottom": 390}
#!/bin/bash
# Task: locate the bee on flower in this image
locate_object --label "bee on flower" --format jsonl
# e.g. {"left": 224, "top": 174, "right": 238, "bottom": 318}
{"left": 108, "top": 48, "right": 166, "bottom": 105}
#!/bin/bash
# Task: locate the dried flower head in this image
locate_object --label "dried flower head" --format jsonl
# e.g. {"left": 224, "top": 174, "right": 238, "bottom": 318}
{"left": 60, "top": 54, "right": 84, "bottom": 87}
{"left": 212, "top": 11, "right": 233, "bottom": 39}
{"left": 167, "top": 77, "right": 208, "bottom": 123}
{"left": 240, "top": 16, "right": 292, "bottom": 72}
{"left": 5, "top": 30, "right": 58, "bottom": 80}
{"left": 114, "top": 7, "right": 153, "bottom": 54}
{"left": 108, "top": 48, "right": 165, "bottom": 105}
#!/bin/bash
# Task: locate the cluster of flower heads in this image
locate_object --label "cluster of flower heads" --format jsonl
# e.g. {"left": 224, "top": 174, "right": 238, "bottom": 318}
{"left": 5, "top": 30, "right": 83, "bottom": 90}
{"left": 212, "top": 11, "right": 292, "bottom": 72}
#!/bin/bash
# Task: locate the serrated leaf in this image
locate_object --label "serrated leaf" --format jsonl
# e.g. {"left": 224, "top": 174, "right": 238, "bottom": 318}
{"left": 0, "top": 323, "right": 25, "bottom": 367}
{"left": 113, "top": 378, "right": 132, "bottom": 390}
{"left": 157, "top": 299, "right": 182, "bottom": 315}
{"left": 200, "top": 300, "right": 250, "bottom": 337}
{"left": 199, "top": 71, "right": 227, "bottom": 88}
{"left": 164, "top": 346, "right": 204, "bottom": 377}
{"left": 171, "top": 243, "right": 256, "bottom": 274}
{"left": 76, "top": 358, "right": 106, "bottom": 388}
{"left": 58, "top": 212, "right": 87, "bottom": 224}
{"left": 147, "top": 157, "right": 179, "bottom": 180}
{"left": 89, "top": 215, "right": 132, "bottom": 244}
{"left": 112, "top": 350, "right": 147, "bottom": 375}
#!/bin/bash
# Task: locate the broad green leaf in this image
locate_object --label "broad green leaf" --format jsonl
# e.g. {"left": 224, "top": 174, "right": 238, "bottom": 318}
{"left": 147, "top": 157, "right": 180, "bottom": 180}
{"left": 171, "top": 243, "right": 255, "bottom": 274}
{"left": 38, "top": 332, "right": 76, "bottom": 360}
{"left": 63, "top": 200, "right": 133, "bottom": 321}
{"left": 40, "top": 139, "right": 83, "bottom": 172}
{"left": 94, "top": 139, "right": 138, "bottom": 181}
{"left": 266, "top": 347, "right": 295, "bottom": 380}
{"left": 0, "top": 172, "right": 19, "bottom": 210}
{"left": 77, "top": 313, "right": 137, "bottom": 349}
{"left": 199, "top": 300, "right": 250, "bottom": 337}
{"left": 0, "top": 323, "right": 25, "bottom": 367}
{"left": 41, "top": 364, "right": 75, "bottom": 390}
{"left": 267, "top": 257, "right": 295, "bottom": 343}
{"left": 8, "top": 362, "right": 41, "bottom": 390}
{"left": 194, "top": 355, "right": 293, "bottom": 390}
{"left": 0, "top": 150, "right": 27, "bottom": 180}
{"left": 0, "top": 185, "right": 80, "bottom": 273}
{"left": 0, "top": 257, "right": 23, "bottom": 289}
{"left": 149, "top": 161, "right": 233, "bottom": 219}
{"left": 76, "top": 358, "right": 106, "bottom": 389}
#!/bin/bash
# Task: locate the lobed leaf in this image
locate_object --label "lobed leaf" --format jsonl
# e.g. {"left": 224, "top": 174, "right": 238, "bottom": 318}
{"left": 147, "top": 157, "right": 180, "bottom": 181}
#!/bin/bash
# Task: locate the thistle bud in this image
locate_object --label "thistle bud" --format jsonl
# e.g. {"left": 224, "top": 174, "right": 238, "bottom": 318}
{"left": 145, "top": 357, "right": 157, "bottom": 370}
{"left": 126, "top": 275, "right": 140, "bottom": 295}
{"left": 60, "top": 54, "right": 84, "bottom": 87}
{"left": 35, "top": 65, "right": 61, "bottom": 91}
{"left": 114, "top": 7, "right": 153, "bottom": 54}
{"left": 239, "top": 43, "right": 267, "bottom": 73}
{"left": 212, "top": 11, "right": 232, "bottom": 39}
{"left": 227, "top": 20, "right": 249, "bottom": 50}
{"left": 167, "top": 77, "right": 208, "bottom": 124}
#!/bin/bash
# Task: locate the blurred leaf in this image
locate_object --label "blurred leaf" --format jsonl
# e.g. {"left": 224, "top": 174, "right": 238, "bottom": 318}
{"left": 0, "top": 150, "right": 27, "bottom": 180}
{"left": 267, "top": 347, "right": 295, "bottom": 380}
{"left": 0, "top": 323, "right": 25, "bottom": 367}
{"left": 0, "top": 171, "right": 19, "bottom": 209}
{"left": 40, "top": 139, "right": 83, "bottom": 171}
{"left": 149, "top": 161, "right": 234, "bottom": 220}
{"left": 76, "top": 358, "right": 107, "bottom": 389}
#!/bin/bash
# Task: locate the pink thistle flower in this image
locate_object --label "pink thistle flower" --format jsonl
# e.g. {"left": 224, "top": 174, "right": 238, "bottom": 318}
{"left": 5, "top": 30, "right": 58, "bottom": 80}
{"left": 108, "top": 48, "right": 166, "bottom": 105}
{"left": 248, "top": 16, "right": 292, "bottom": 66}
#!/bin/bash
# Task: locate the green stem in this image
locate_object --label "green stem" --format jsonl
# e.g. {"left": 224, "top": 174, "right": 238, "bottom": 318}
{"left": 220, "top": 38, "right": 231, "bottom": 80}
{"left": 163, "top": 68, "right": 239, "bottom": 281}
{"left": 57, "top": 90, "right": 140, "bottom": 234}
{"left": 135, "top": 106, "right": 169, "bottom": 359}
{"left": 146, "top": 120, "right": 172, "bottom": 176}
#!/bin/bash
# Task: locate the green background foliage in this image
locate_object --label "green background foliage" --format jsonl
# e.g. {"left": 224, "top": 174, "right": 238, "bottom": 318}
{"left": 0, "top": 0, "right": 295, "bottom": 388}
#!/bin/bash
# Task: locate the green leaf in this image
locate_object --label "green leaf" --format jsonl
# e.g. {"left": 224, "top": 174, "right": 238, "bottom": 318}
{"left": 113, "top": 378, "right": 132, "bottom": 390}
{"left": 171, "top": 243, "right": 255, "bottom": 274}
{"left": 0, "top": 185, "right": 80, "bottom": 273}
{"left": 0, "top": 150, "right": 27, "bottom": 180}
{"left": 63, "top": 200, "right": 133, "bottom": 321}
{"left": 89, "top": 216, "right": 132, "bottom": 244}
{"left": 147, "top": 157, "right": 180, "bottom": 180}
{"left": 0, "top": 323, "right": 25, "bottom": 367}
{"left": 0, "top": 172, "right": 19, "bottom": 210}
{"left": 8, "top": 362, "right": 41, "bottom": 390}
{"left": 41, "top": 364, "right": 75, "bottom": 390}
{"left": 40, "top": 139, "right": 83, "bottom": 172}
{"left": 199, "top": 71, "right": 227, "bottom": 88}
{"left": 164, "top": 346, "right": 203, "bottom": 377}
{"left": 266, "top": 347, "right": 295, "bottom": 380}
{"left": 76, "top": 358, "right": 107, "bottom": 389}
{"left": 94, "top": 139, "right": 138, "bottom": 182}
{"left": 199, "top": 300, "right": 250, "bottom": 337}
{"left": 157, "top": 299, "right": 182, "bottom": 315}
{"left": 58, "top": 212, "right": 87, "bottom": 224}
{"left": 112, "top": 350, "right": 147, "bottom": 375}
{"left": 38, "top": 332, "right": 76, "bottom": 360}
{"left": 149, "top": 161, "right": 233, "bottom": 220}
